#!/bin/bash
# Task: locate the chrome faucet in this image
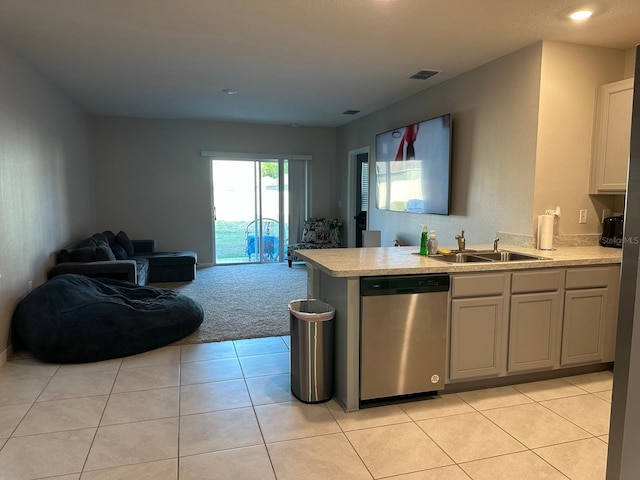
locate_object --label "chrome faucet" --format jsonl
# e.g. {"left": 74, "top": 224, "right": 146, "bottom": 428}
{"left": 455, "top": 230, "right": 466, "bottom": 251}
{"left": 493, "top": 237, "right": 500, "bottom": 252}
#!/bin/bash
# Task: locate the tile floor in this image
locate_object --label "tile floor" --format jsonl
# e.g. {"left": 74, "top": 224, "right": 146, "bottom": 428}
{"left": 0, "top": 336, "right": 613, "bottom": 479}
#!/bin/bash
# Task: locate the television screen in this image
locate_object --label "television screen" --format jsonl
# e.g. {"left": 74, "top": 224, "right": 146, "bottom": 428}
{"left": 375, "top": 113, "right": 452, "bottom": 215}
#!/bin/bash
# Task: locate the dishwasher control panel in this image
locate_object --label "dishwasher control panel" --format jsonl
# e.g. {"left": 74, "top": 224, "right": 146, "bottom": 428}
{"left": 361, "top": 274, "right": 450, "bottom": 296}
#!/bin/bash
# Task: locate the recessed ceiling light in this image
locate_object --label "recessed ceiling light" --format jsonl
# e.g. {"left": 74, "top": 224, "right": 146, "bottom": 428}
{"left": 222, "top": 88, "right": 238, "bottom": 95}
{"left": 569, "top": 9, "right": 593, "bottom": 20}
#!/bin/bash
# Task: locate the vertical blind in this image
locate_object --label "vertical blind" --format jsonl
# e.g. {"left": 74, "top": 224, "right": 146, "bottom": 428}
{"left": 361, "top": 161, "right": 369, "bottom": 212}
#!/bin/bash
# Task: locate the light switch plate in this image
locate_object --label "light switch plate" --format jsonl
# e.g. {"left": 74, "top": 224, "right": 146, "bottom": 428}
{"left": 579, "top": 209, "right": 588, "bottom": 224}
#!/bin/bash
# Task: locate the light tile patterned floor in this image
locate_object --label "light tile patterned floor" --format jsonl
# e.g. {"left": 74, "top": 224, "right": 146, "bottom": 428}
{"left": 0, "top": 337, "right": 612, "bottom": 479}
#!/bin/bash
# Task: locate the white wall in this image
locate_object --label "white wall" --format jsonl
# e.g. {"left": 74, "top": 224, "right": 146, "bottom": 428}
{"left": 534, "top": 41, "right": 626, "bottom": 236}
{"left": 0, "top": 43, "right": 93, "bottom": 357}
{"left": 336, "top": 43, "right": 543, "bottom": 248}
{"left": 91, "top": 117, "right": 336, "bottom": 264}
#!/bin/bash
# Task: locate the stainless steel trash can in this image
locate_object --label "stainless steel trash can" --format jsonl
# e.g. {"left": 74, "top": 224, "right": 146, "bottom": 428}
{"left": 289, "top": 299, "right": 335, "bottom": 403}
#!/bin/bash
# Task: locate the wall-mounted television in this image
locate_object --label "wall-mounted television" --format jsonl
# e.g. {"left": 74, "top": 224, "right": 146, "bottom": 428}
{"left": 375, "top": 113, "right": 452, "bottom": 215}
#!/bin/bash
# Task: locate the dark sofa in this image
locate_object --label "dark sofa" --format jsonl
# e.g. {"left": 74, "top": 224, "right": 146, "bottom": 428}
{"left": 47, "top": 230, "right": 197, "bottom": 285}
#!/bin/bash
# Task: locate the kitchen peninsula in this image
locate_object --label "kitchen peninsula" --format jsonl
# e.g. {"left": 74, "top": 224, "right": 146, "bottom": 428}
{"left": 296, "top": 245, "right": 622, "bottom": 411}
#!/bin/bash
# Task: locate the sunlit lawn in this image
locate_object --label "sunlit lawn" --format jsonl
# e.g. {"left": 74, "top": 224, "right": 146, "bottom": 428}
{"left": 215, "top": 220, "right": 249, "bottom": 260}
{"left": 215, "top": 220, "right": 288, "bottom": 262}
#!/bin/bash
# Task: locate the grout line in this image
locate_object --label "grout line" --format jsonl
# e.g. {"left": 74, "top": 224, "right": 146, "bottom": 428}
{"left": 177, "top": 346, "right": 183, "bottom": 477}
{"left": 79, "top": 356, "right": 122, "bottom": 475}
{"left": 0, "top": 344, "right": 613, "bottom": 479}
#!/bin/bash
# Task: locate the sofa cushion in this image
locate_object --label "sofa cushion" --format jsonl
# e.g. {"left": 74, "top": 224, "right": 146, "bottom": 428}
{"left": 116, "top": 231, "right": 135, "bottom": 257}
{"left": 69, "top": 246, "right": 96, "bottom": 262}
{"left": 95, "top": 245, "right": 116, "bottom": 261}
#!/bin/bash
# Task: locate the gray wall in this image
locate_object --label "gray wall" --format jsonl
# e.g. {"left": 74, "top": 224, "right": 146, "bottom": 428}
{"left": 336, "top": 41, "right": 629, "bottom": 249}
{"left": 91, "top": 117, "right": 337, "bottom": 264}
{"left": 0, "top": 43, "right": 93, "bottom": 356}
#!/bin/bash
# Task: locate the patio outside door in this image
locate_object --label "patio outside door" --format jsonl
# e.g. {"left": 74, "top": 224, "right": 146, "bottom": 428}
{"left": 211, "top": 159, "right": 288, "bottom": 265}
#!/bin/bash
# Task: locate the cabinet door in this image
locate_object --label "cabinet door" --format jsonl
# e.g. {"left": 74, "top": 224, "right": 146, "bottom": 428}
{"left": 561, "top": 288, "right": 608, "bottom": 366}
{"left": 509, "top": 292, "right": 560, "bottom": 373}
{"left": 450, "top": 296, "right": 503, "bottom": 381}
{"left": 590, "top": 78, "right": 634, "bottom": 193}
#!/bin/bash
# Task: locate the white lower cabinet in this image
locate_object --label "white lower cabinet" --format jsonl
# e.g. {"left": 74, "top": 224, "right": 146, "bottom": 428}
{"left": 560, "top": 267, "right": 612, "bottom": 366}
{"left": 448, "top": 266, "right": 619, "bottom": 384}
{"left": 561, "top": 288, "right": 607, "bottom": 365}
{"left": 449, "top": 273, "right": 506, "bottom": 381}
{"left": 450, "top": 296, "right": 504, "bottom": 380}
{"left": 508, "top": 270, "right": 562, "bottom": 373}
{"left": 509, "top": 291, "right": 561, "bottom": 372}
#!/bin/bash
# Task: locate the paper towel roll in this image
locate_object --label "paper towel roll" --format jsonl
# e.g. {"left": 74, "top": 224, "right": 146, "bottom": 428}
{"left": 538, "top": 214, "right": 554, "bottom": 250}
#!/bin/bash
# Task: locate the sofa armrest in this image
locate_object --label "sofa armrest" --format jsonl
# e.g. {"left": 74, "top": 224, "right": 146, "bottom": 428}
{"left": 48, "top": 260, "right": 138, "bottom": 283}
{"left": 132, "top": 239, "right": 155, "bottom": 255}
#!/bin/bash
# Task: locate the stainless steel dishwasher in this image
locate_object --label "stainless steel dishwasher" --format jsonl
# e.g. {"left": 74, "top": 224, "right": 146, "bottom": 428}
{"left": 360, "top": 274, "right": 450, "bottom": 402}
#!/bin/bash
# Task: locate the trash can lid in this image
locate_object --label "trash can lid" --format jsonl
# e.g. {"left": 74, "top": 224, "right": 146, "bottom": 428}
{"left": 288, "top": 299, "right": 335, "bottom": 322}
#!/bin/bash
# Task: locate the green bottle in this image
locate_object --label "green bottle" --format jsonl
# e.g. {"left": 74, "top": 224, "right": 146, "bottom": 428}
{"left": 419, "top": 224, "right": 429, "bottom": 255}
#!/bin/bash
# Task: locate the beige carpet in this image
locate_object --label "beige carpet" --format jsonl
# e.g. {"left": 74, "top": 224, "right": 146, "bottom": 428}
{"left": 156, "top": 262, "right": 307, "bottom": 344}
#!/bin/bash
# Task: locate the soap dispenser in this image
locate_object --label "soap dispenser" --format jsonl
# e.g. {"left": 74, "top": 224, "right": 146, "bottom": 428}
{"left": 427, "top": 230, "right": 438, "bottom": 255}
{"left": 419, "top": 224, "right": 429, "bottom": 255}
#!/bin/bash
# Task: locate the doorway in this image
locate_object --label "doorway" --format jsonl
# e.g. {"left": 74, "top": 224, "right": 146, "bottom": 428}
{"left": 347, "top": 147, "right": 370, "bottom": 248}
{"left": 211, "top": 159, "right": 288, "bottom": 265}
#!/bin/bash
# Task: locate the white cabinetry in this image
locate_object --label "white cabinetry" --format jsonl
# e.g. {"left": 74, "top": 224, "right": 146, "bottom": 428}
{"left": 449, "top": 274, "right": 506, "bottom": 381}
{"left": 590, "top": 78, "right": 634, "bottom": 194}
{"left": 561, "top": 267, "right": 610, "bottom": 366}
{"left": 448, "top": 266, "right": 619, "bottom": 383}
{"left": 508, "top": 270, "right": 562, "bottom": 373}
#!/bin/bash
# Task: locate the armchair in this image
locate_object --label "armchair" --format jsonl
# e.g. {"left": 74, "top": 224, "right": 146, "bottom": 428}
{"left": 287, "top": 217, "right": 342, "bottom": 267}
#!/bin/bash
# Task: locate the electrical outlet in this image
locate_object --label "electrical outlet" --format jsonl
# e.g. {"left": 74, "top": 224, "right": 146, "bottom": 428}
{"left": 579, "top": 209, "right": 588, "bottom": 224}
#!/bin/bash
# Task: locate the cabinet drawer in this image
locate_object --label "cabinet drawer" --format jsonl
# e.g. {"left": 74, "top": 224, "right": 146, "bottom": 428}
{"left": 512, "top": 270, "right": 561, "bottom": 293}
{"left": 565, "top": 267, "right": 610, "bottom": 289}
{"left": 452, "top": 273, "right": 505, "bottom": 298}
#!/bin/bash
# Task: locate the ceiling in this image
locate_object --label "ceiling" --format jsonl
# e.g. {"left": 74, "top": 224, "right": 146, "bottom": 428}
{"left": 0, "top": 0, "right": 639, "bottom": 127}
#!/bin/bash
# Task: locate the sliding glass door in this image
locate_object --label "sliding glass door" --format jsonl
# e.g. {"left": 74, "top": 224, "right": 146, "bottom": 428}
{"left": 211, "top": 159, "right": 288, "bottom": 265}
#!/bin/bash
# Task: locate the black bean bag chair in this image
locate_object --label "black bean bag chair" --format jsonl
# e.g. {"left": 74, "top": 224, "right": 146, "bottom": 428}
{"left": 12, "top": 274, "right": 203, "bottom": 363}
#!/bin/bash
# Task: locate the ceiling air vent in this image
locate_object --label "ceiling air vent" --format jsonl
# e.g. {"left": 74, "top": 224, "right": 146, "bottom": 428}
{"left": 342, "top": 110, "right": 360, "bottom": 115}
{"left": 410, "top": 70, "right": 439, "bottom": 80}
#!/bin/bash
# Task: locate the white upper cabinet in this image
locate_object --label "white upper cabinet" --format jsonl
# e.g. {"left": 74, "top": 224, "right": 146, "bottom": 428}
{"left": 590, "top": 78, "right": 634, "bottom": 194}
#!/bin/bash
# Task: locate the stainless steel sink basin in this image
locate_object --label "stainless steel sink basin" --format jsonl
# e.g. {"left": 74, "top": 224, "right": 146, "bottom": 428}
{"left": 434, "top": 253, "right": 491, "bottom": 263}
{"left": 434, "top": 250, "right": 548, "bottom": 263}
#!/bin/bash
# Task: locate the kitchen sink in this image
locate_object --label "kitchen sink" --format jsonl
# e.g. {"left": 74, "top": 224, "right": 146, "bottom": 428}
{"left": 434, "top": 250, "right": 548, "bottom": 263}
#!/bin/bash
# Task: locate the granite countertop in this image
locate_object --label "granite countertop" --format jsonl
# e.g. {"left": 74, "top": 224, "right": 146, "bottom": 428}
{"left": 295, "top": 245, "right": 622, "bottom": 277}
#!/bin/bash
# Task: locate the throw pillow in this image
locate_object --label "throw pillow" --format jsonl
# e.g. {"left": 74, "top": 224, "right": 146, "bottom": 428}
{"left": 102, "top": 230, "right": 116, "bottom": 243}
{"left": 116, "top": 231, "right": 135, "bottom": 257}
{"left": 91, "top": 232, "right": 109, "bottom": 247}
{"left": 109, "top": 242, "right": 128, "bottom": 260}
{"left": 69, "top": 246, "right": 96, "bottom": 262}
{"left": 76, "top": 238, "right": 97, "bottom": 249}
{"left": 95, "top": 245, "right": 116, "bottom": 261}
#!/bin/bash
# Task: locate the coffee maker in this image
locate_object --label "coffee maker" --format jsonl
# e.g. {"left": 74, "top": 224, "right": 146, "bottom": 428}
{"left": 600, "top": 215, "right": 624, "bottom": 248}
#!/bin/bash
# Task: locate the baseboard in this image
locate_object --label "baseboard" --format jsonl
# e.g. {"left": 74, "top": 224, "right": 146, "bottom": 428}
{"left": 0, "top": 344, "right": 10, "bottom": 367}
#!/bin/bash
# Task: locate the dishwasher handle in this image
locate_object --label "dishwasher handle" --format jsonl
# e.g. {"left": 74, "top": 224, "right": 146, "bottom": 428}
{"left": 361, "top": 275, "right": 450, "bottom": 296}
